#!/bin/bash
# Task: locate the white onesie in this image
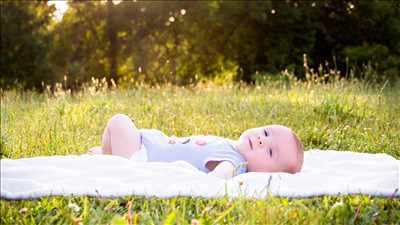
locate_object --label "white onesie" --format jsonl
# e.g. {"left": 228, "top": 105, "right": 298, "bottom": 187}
{"left": 131, "top": 129, "right": 247, "bottom": 175}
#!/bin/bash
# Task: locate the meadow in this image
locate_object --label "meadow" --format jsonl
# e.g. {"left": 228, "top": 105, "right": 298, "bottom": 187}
{"left": 1, "top": 78, "right": 399, "bottom": 224}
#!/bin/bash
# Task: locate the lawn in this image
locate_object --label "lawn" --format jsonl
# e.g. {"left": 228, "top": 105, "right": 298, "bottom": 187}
{"left": 1, "top": 78, "right": 399, "bottom": 224}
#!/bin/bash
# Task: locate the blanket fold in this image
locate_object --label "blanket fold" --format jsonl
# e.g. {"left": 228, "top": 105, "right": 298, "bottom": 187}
{"left": 1, "top": 150, "right": 399, "bottom": 199}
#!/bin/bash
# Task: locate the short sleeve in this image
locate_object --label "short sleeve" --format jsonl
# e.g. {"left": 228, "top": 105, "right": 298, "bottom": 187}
{"left": 203, "top": 153, "right": 247, "bottom": 176}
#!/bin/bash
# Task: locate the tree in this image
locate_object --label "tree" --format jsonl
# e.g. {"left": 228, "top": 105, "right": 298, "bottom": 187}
{"left": 0, "top": 1, "right": 55, "bottom": 90}
{"left": 106, "top": 0, "right": 118, "bottom": 85}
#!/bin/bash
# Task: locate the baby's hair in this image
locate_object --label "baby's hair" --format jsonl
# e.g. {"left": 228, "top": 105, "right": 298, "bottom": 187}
{"left": 286, "top": 131, "right": 304, "bottom": 174}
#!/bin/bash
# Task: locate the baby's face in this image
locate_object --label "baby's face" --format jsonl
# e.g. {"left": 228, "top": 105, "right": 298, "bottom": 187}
{"left": 234, "top": 125, "right": 302, "bottom": 173}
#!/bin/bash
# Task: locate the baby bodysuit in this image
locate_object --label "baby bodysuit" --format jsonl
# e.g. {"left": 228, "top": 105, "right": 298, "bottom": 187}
{"left": 138, "top": 129, "right": 247, "bottom": 175}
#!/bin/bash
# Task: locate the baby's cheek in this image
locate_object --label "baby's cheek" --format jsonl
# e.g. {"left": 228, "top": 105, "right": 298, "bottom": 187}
{"left": 248, "top": 156, "right": 272, "bottom": 172}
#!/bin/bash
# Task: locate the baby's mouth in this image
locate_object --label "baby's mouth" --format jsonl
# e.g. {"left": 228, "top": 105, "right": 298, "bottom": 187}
{"left": 248, "top": 138, "right": 253, "bottom": 150}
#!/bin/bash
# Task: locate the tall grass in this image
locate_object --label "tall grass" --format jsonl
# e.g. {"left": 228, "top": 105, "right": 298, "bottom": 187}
{"left": 1, "top": 78, "right": 399, "bottom": 224}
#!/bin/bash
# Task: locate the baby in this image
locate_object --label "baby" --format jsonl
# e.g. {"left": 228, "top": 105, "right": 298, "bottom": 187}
{"left": 88, "top": 114, "right": 304, "bottom": 179}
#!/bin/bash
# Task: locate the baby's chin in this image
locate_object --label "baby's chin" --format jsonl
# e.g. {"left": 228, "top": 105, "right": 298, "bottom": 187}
{"left": 246, "top": 160, "right": 287, "bottom": 173}
{"left": 247, "top": 165, "right": 271, "bottom": 173}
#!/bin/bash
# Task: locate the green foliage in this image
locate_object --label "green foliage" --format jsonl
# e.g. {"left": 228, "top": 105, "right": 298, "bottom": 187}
{"left": 1, "top": 1, "right": 400, "bottom": 89}
{"left": 1, "top": 190, "right": 399, "bottom": 224}
{"left": 50, "top": 2, "right": 108, "bottom": 88}
{"left": 343, "top": 44, "right": 400, "bottom": 80}
{"left": 0, "top": 1, "right": 55, "bottom": 90}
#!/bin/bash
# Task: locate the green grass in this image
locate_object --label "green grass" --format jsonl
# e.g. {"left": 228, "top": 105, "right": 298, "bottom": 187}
{"left": 1, "top": 79, "right": 399, "bottom": 224}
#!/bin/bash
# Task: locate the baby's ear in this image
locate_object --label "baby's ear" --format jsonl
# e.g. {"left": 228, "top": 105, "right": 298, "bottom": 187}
{"left": 292, "top": 132, "right": 304, "bottom": 172}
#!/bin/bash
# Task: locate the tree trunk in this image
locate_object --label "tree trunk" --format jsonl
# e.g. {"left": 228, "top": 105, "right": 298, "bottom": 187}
{"left": 106, "top": 0, "right": 118, "bottom": 86}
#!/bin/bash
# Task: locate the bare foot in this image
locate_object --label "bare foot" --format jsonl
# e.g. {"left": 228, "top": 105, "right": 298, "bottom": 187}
{"left": 87, "top": 146, "right": 103, "bottom": 155}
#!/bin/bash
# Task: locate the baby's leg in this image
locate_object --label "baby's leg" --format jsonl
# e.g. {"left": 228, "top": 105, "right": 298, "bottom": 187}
{"left": 100, "top": 113, "right": 141, "bottom": 159}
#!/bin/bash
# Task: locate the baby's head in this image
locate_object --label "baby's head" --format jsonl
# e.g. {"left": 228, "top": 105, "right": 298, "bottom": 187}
{"left": 234, "top": 125, "right": 303, "bottom": 173}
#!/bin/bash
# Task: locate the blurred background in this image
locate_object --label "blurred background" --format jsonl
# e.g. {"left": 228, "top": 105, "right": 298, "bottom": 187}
{"left": 1, "top": 0, "right": 399, "bottom": 91}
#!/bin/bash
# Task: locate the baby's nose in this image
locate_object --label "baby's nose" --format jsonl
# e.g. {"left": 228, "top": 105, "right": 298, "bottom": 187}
{"left": 257, "top": 137, "right": 263, "bottom": 145}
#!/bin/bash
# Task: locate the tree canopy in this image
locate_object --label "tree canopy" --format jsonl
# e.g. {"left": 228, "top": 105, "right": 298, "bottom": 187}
{"left": 1, "top": 0, "right": 399, "bottom": 90}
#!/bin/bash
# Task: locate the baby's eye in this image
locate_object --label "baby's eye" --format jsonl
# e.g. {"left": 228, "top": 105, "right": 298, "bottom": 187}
{"left": 269, "top": 149, "right": 273, "bottom": 157}
{"left": 264, "top": 129, "right": 269, "bottom": 136}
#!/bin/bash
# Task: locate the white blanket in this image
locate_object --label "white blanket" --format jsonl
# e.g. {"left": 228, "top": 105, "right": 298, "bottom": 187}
{"left": 1, "top": 150, "right": 399, "bottom": 200}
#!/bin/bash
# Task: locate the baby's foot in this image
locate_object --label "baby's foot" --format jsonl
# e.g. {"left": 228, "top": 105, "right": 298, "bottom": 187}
{"left": 87, "top": 146, "right": 103, "bottom": 155}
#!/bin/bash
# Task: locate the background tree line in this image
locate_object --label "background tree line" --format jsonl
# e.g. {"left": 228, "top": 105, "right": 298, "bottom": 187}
{"left": 1, "top": 0, "right": 399, "bottom": 91}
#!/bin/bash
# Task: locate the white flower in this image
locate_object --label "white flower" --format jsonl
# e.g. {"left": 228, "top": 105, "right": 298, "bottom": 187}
{"left": 332, "top": 201, "right": 344, "bottom": 209}
{"left": 68, "top": 203, "right": 81, "bottom": 213}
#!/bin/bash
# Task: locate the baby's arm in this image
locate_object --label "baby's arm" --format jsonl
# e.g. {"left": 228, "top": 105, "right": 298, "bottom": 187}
{"left": 208, "top": 161, "right": 236, "bottom": 179}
